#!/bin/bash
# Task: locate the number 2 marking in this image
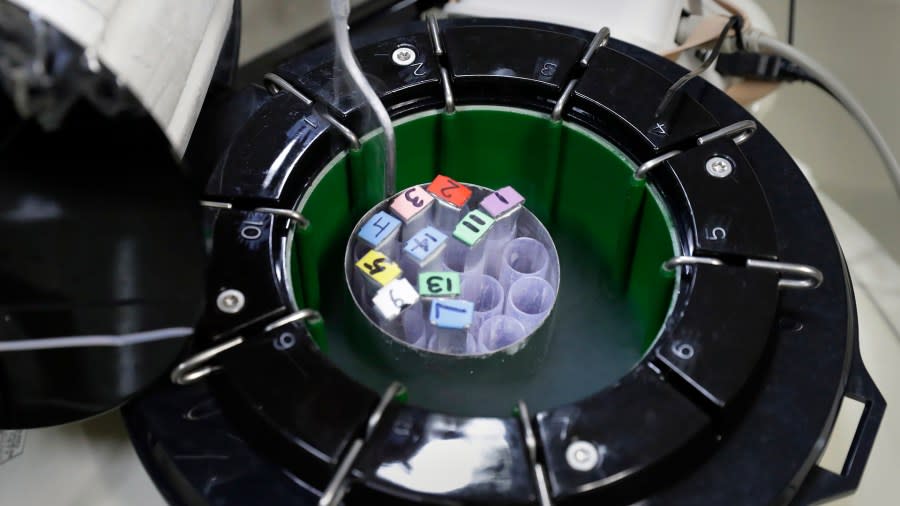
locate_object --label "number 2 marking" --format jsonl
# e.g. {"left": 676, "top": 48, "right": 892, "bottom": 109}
{"left": 440, "top": 179, "right": 461, "bottom": 198}
{"left": 412, "top": 62, "right": 426, "bottom": 76}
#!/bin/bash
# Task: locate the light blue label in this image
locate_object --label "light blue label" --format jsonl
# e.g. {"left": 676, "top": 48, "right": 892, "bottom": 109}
{"left": 429, "top": 299, "right": 474, "bottom": 329}
{"left": 358, "top": 211, "right": 401, "bottom": 248}
{"left": 403, "top": 226, "right": 448, "bottom": 263}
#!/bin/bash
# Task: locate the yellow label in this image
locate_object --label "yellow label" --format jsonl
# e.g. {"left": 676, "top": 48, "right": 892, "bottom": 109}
{"left": 355, "top": 249, "right": 402, "bottom": 286}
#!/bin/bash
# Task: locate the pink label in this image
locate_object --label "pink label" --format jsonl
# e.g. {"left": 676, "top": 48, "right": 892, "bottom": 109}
{"left": 390, "top": 186, "right": 434, "bottom": 222}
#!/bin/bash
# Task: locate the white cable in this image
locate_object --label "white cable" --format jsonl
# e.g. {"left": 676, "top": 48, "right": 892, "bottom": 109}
{"left": 329, "top": 0, "right": 397, "bottom": 198}
{"left": 0, "top": 327, "right": 193, "bottom": 352}
{"left": 745, "top": 31, "right": 900, "bottom": 198}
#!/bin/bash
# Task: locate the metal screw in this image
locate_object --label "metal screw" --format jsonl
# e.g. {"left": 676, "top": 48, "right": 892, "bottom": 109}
{"left": 391, "top": 47, "right": 417, "bottom": 66}
{"left": 565, "top": 441, "right": 599, "bottom": 471}
{"left": 706, "top": 156, "right": 734, "bottom": 178}
{"left": 216, "top": 289, "right": 245, "bottom": 314}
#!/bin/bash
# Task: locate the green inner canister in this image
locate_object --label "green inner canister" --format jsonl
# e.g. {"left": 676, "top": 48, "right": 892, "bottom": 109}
{"left": 289, "top": 106, "right": 676, "bottom": 416}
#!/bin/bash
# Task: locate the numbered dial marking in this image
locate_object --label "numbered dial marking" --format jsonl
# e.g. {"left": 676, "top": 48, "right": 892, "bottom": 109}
{"left": 390, "top": 185, "right": 434, "bottom": 222}
{"left": 356, "top": 249, "right": 402, "bottom": 286}
{"left": 429, "top": 299, "right": 474, "bottom": 330}
{"left": 358, "top": 211, "right": 401, "bottom": 249}
{"left": 480, "top": 185, "right": 524, "bottom": 218}
{"left": 403, "top": 226, "right": 448, "bottom": 264}
{"left": 418, "top": 272, "right": 460, "bottom": 297}
{"left": 372, "top": 278, "right": 420, "bottom": 321}
{"left": 453, "top": 209, "right": 495, "bottom": 246}
{"left": 427, "top": 174, "right": 472, "bottom": 208}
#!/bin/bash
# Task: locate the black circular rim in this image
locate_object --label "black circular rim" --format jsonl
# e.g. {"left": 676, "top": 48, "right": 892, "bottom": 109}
{"left": 124, "top": 17, "right": 881, "bottom": 506}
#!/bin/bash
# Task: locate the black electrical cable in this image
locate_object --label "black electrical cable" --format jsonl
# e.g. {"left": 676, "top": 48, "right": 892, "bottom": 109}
{"left": 715, "top": 52, "right": 828, "bottom": 93}
{"left": 788, "top": 0, "right": 797, "bottom": 44}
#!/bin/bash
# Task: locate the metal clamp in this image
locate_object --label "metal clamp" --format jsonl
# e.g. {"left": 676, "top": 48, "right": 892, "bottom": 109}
{"left": 263, "top": 72, "right": 361, "bottom": 150}
{"left": 199, "top": 201, "right": 310, "bottom": 230}
{"left": 746, "top": 258, "right": 824, "bottom": 289}
{"left": 170, "top": 336, "right": 244, "bottom": 385}
{"left": 427, "top": 15, "right": 455, "bottom": 113}
{"left": 654, "top": 16, "right": 740, "bottom": 120}
{"left": 263, "top": 72, "right": 314, "bottom": 106}
{"left": 171, "top": 308, "right": 324, "bottom": 386}
{"left": 199, "top": 200, "right": 233, "bottom": 210}
{"left": 634, "top": 150, "right": 683, "bottom": 179}
{"left": 663, "top": 255, "right": 823, "bottom": 289}
{"left": 264, "top": 308, "right": 323, "bottom": 333}
{"left": 697, "top": 119, "right": 757, "bottom": 146}
{"left": 634, "top": 119, "right": 757, "bottom": 179}
{"left": 319, "top": 382, "right": 406, "bottom": 506}
{"left": 517, "top": 401, "right": 553, "bottom": 506}
{"left": 255, "top": 207, "right": 311, "bottom": 230}
{"left": 552, "top": 26, "right": 610, "bottom": 122}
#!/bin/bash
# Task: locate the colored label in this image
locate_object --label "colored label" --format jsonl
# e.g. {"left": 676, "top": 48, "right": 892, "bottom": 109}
{"left": 372, "top": 278, "right": 420, "bottom": 321}
{"left": 403, "top": 226, "right": 448, "bottom": 264}
{"left": 390, "top": 186, "right": 434, "bottom": 222}
{"left": 429, "top": 299, "right": 474, "bottom": 329}
{"left": 453, "top": 209, "right": 495, "bottom": 246}
{"left": 356, "top": 249, "right": 402, "bottom": 286}
{"left": 358, "top": 211, "right": 401, "bottom": 248}
{"left": 426, "top": 174, "right": 472, "bottom": 208}
{"left": 418, "top": 271, "right": 460, "bottom": 297}
{"left": 480, "top": 185, "right": 525, "bottom": 218}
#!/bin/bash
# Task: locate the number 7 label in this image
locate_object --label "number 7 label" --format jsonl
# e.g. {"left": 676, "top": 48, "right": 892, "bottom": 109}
{"left": 429, "top": 299, "right": 474, "bottom": 329}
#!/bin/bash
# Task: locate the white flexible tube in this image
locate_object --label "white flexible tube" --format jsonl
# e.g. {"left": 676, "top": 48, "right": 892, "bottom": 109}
{"left": 746, "top": 31, "right": 900, "bottom": 198}
{"left": 0, "top": 327, "right": 193, "bottom": 352}
{"left": 330, "top": 0, "right": 397, "bottom": 197}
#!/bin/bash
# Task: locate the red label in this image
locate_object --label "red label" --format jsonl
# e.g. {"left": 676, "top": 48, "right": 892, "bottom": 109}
{"left": 426, "top": 174, "right": 471, "bottom": 208}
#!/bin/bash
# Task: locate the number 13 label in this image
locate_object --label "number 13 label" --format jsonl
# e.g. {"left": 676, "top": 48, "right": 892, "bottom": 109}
{"left": 418, "top": 272, "right": 460, "bottom": 297}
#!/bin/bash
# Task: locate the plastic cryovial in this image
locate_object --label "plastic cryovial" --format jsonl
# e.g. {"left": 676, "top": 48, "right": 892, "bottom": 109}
{"left": 505, "top": 276, "right": 555, "bottom": 333}
{"left": 477, "top": 314, "right": 527, "bottom": 352}
{"left": 498, "top": 237, "right": 549, "bottom": 290}
{"left": 460, "top": 274, "right": 504, "bottom": 335}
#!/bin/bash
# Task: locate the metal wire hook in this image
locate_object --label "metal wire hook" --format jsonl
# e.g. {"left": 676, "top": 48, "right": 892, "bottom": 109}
{"left": 170, "top": 336, "right": 244, "bottom": 385}
{"left": 654, "top": 16, "right": 741, "bottom": 120}
{"left": 697, "top": 119, "right": 758, "bottom": 146}
{"left": 517, "top": 401, "right": 553, "bottom": 506}
{"left": 318, "top": 381, "right": 406, "bottom": 506}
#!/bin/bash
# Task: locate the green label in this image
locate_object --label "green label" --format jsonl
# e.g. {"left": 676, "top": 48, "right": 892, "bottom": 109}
{"left": 418, "top": 271, "right": 461, "bottom": 297}
{"left": 453, "top": 209, "right": 495, "bottom": 246}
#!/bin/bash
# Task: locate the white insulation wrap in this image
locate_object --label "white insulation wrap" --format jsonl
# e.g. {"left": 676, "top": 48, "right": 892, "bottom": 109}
{"left": 443, "top": 0, "right": 685, "bottom": 55}
{"left": 9, "top": 0, "right": 234, "bottom": 156}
